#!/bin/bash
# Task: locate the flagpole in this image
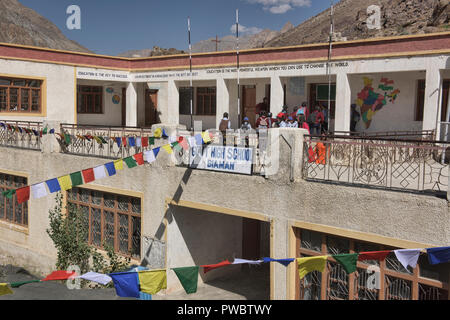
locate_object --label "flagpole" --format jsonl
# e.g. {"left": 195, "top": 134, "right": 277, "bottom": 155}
{"left": 327, "top": 0, "right": 334, "bottom": 134}
{"left": 188, "top": 17, "right": 194, "bottom": 131}
{"left": 236, "top": 9, "right": 241, "bottom": 129}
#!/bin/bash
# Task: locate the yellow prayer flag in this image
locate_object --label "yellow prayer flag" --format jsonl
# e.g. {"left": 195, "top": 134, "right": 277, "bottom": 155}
{"left": 202, "top": 131, "right": 211, "bottom": 143}
{"left": 162, "top": 144, "right": 173, "bottom": 154}
{"left": 0, "top": 283, "right": 13, "bottom": 296}
{"left": 154, "top": 128, "right": 162, "bottom": 138}
{"left": 138, "top": 270, "right": 167, "bottom": 295}
{"left": 57, "top": 175, "right": 72, "bottom": 191}
{"left": 297, "top": 256, "right": 327, "bottom": 279}
{"left": 114, "top": 159, "right": 124, "bottom": 171}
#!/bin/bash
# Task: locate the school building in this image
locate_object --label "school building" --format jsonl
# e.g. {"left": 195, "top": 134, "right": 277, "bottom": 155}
{"left": 0, "top": 32, "right": 449, "bottom": 300}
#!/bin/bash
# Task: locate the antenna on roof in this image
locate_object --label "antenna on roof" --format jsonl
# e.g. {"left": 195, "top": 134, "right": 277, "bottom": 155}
{"left": 188, "top": 16, "right": 194, "bottom": 131}
{"left": 327, "top": 0, "right": 334, "bottom": 133}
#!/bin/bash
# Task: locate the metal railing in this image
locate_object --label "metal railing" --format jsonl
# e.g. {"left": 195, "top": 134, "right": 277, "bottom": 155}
{"left": 333, "top": 130, "right": 435, "bottom": 140}
{"left": 302, "top": 135, "right": 449, "bottom": 195}
{"left": 0, "top": 120, "right": 42, "bottom": 151}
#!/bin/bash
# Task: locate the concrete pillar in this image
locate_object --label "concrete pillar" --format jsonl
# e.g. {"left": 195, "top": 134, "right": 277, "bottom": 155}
{"left": 334, "top": 71, "right": 352, "bottom": 133}
{"left": 256, "top": 80, "right": 267, "bottom": 106}
{"left": 270, "top": 75, "right": 284, "bottom": 116}
{"left": 216, "top": 77, "right": 230, "bottom": 129}
{"left": 271, "top": 218, "right": 289, "bottom": 300}
{"left": 166, "top": 80, "right": 180, "bottom": 125}
{"left": 422, "top": 66, "right": 442, "bottom": 135}
{"left": 126, "top": 82, "right": 138, "bottom": 127}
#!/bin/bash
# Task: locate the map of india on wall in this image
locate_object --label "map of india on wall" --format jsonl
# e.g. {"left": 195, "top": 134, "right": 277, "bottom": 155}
{"left": 356, "top": 77, "right": 400, "bottom": 129}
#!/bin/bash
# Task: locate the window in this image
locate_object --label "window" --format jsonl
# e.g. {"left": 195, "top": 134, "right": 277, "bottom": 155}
{"left": 77, "top": 85, "right": 103, "bottom": 114}
{"left": 295, "top": 228, "right": 449, "bottom": 300}
{"left": 196, "top": 87, "right": 216, "bottom": 115}
{"left": 179, "top": 87, "right": 192, "bottom": 115}
{"left": 67, "top": 187, "right": 141, "bottom": 259}
{"left": 0, "top": 77, "right": 42, "bottom": 113}
{"left": 0, "top": 173, "right": 28, "bottom": 227}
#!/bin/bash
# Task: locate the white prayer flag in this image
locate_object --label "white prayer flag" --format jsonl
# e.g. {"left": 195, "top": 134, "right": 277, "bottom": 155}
{"left": 394, "top": 249, "right": 422, "bottom": 270}
{"left": 136, "top": 137, "right": 142, "bottom": 147}
{"left": 78, "top": 272, "right": 112, "bottom": 285}
{"left": 93, "top": 166, "right": 107, "bottom": 180}
{"left": 31, "top": 182, "right": 47, "bottom": 199}
{"left": 232, "top": 258, "right": 264, "bottom": 265}
{"left": 144, "top": 150, "right": 156, "bottom": 163}
{"left": 188, "top": 136, "right": 197, "bottom": 147}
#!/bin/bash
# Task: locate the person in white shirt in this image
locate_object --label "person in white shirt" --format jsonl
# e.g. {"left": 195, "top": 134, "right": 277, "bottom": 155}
{"left": 286, "top": 116, "right": 298, "bottom": 128}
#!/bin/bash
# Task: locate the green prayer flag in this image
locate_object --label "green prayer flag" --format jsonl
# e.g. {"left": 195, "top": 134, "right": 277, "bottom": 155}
{"left": 64, "top": 134, "right": 71, "bottom": 145}
{"left": 171, "top": 142, "right": 182, "bottom": 153}
{"left": 10, "top": 280, "right": 41, "bottom": 288}
{"left": 43, "top": 127, "right": 48, "bottom": 135}
{"left": 2, "top": 189, "right": 16, "bottom": 199}
{"left": 100, "top": 136, "right": 107, "bottom": 144}
{"left": 70, "top": 171, "right": 83, "bottom": 187}
{"left": 149, "top": 137, "right": 155, "bottom": 145}
{"left": 123, "top": 156, "right": 137, "bottom": 168}
{"left": 172, "top": 266, "right": 199, "bottom": 294}
{"left": 332, "top": 253, "right": 358, "bottom": 274}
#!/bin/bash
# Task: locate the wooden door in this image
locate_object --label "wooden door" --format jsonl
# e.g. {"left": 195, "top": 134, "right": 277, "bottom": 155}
{"left": 242, "top": 86, "right": 257, "bottom": 128}
{"left": 121, "top": 88, "right": 126, "bottom": 126}
{"left": 145, "top": 89, "right": 159, "bottom": 126}
{"left": 242, "top": 218, "right": 260, "bottom": 261}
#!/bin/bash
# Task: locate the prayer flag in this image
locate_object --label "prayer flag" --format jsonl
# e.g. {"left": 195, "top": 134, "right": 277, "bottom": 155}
{"left": 104, "top": 162, "right": 117, "bottom": 176}
{"left": 78, "top": 272, "right": 112, "bottom": 285}
{"left": 115, "top": 137, "right": 122, "bottom": 147}
{"left": 162, "top": 144, "right": 173, "bottom": 155}
{"left": 124, "top": 156, "right": 137, "bottom": 168}
{"left": 31, "top": 182, "right": 47, "bottom": 199}
{"left": 162, "top": 129, "right": 169, "bottom": 138}
{"left": 154, "top": 128, "right": 162, "bottom": 138}
{"left": 141, "top": 137, "right": 149, "bottom": 147}
{"left": 64, "top": 133, "right": 71, "bottom": 145}
{"left": 46, "top": 178, "right": 61, "bottom": 193}
{"left": 133, "top": 152, "right": 145, "bottom": 165}
{"left": 201, "top": 260, "right": 231, "bottom": 274}
{"left": 332, "top": 253, "right": 358, "bottom": 274}
{"left": 358, "top": 251, "right": 391, "bottom": 262}
{"left": 42, "top": 127, "right": 48, "bottom": 134}
{"left": 149, "top": 137, "right": 155, "bottom": 145}
{"left": 178, "top": 137, "right": 189, "bottom": 151}
{"left": 138, "top": 270, "right": 167, "bottom": 295}
{"left": 94, "top": 136, "right": 102, "bottom": 144}
{"left": 100, "top": 136, "right": 107, "bottom": 144}
{"left": 121, "top": 137, "right": 127, "bottom": 147}
{"left": 153, "top": 147, "right": 160, "bottom": 158}
{"left": 42, "top": 270, "right": 77, "bottom": 281}
{"left": 262, "top": 257, "right": 295, "bottom": 267}
{"left": 128, "top": 137, "right": 136, "bottom": 147}
{"left": 3, "top": 189, "right": 15, "bottom": 199}
{"left": 0, "top": 284, "right": 13, "bottom": 296}
{"left": 171, "top": 142, "right": 182, "bottom": 153}
{"left": 427, "top": 246, "right": 450, "bottom": 265}
{"left": 70, "top": 171, "right": 83, "bottom": 187}
{"left": 93, "top": 166, "right": 107, "bottom": 180}
{"left": 144, "top": 150, "right": 156, "bottom": 163}
{"left": 169, "top": 136, "right": 177, "bottom": 144}
{"left": 49, "top": 128, "right": 55, "bottom": 134}
{"left": 10, "top": 280, "right": 40, "bottom": 288}
{"left": 16, "top": 186, "right": 30, "bottom": 204}
{"left": 172, "top": 266, "right": 199, "bottom": 294}
{"left": 136, "top": 137, "right": 142, "bottom": 147}
{"left": 202, "top": 131, "right": 211, "bottom": 143}
{"left": 195, "top": 134, "right": 204, "bottom": 146}
{"left": 109, "top": 272, "right": 140, "bottom": 298}
{"left": 297, "top": 256, "right": 328, "bottom": 279}
{"left": 82, "top": 168, "right": 95, "bottom": 184}
{"left": 114, "top": 159, "right": 124, "bottom": 171}
{"left": 394, "top": 249, "right": 422, "bottom": 270}
{"left": 232, "top": 258, "right": 264, "bottom": 265}
{"left": 57, "top": 175, "right": 72, "bottom": 191}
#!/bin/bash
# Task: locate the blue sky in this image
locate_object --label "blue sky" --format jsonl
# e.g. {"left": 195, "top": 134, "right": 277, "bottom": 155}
{"left": 19, "top": 0, "right": 333, "bottom": 56}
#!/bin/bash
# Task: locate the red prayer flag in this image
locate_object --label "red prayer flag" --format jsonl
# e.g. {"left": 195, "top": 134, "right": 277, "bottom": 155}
{"left": 16, "top": 186, "right": 30, "bottom": 204}
{"left": 82, "top": 168, "right": 95, "bottom": 184}
{"left": 122, "top": 137, "right": 127, "bottom": 147}
{"left": 42, "top": 270, "right": 77, "bottom": 281}
{"left": 201, "top": 260, "right": 231, "bottom": 274}
{"left": 133, "top": 152, "right": 145, "bottom": 165}
{"left": 177, "top": 137, "right": 189, "bottom": 151}
{"left": 141, "top": 137, "right": 149, "bottom": 147}
{"left": 358, "top": 251, "right": 391, "bottom": 261}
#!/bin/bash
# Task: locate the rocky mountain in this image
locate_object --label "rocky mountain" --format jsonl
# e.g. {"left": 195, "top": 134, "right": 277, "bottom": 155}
{"left": 118, "top": 46, "right": 185, "bottom": 58}
{"left": 265, "top": 0, "right": 450, "bottom": 47}
{"left": 0, "top": 0, "right": 90, "bottom": 53}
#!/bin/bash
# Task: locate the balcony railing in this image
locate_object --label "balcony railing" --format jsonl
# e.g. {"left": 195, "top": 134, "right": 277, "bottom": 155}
{"left": 303, "top": 135, "right": 449, "bottom": 195}
{"left": 0, "top": 120, "right": 42, "bottom": 151}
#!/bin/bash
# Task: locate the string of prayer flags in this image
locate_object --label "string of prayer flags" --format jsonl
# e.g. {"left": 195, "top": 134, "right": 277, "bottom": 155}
{"left": 104, "top": 162, "right": 117, "bottom": 176}
{"left": 202, "top": 260, "right": 232, "bottom": 274}
{"left": 42, "top": 270, "right": 77, "bottom": 281}
{"left": 358, "top": 250, "right": 391, "bottom": 262}
{"left": 109, "top": 271, "right": 140, "bottom": 298}
{"left": 16, "top": 186, "right": 30, "bottom": 204}
{"left": 31, "top": 182, "right": 48, "bottom": 199}
{"left": 46, "top": 178, "right": 61, "bottom": 193}
{"left": 137, "top": 270, "right": 167, "bottom": 295}
{"left": 57, "top": 175, "right": 72, "bottom": 191}
{"left": 82, "top": 168, "right": 95, "bottom": 184}
{"left": 9, "top": 280, "right": 41, "bottom": 288}
{"left": 123, "top": 156, "right": 137, "bottom": 169}
{"left": 426, "top": 246, "right": 450, "bottom": 265}
{"left": 296, "top": 256, "right": 327, "bottom": 279}
{"left": 262, "top": 257, "right": 295, "bottom": 267}
{"left": 78, "top": 272, "right": 112, "bottom": 286}
{"left": 133, "top": 152, "right": 145, "bottom": 165}
{"left": 114, "top": 159, "right": 124, "bottom": 171}
{"left": 232, "top": 258, "right": 264, "bottom": 265}
{"left": 172, "top": 266, "right": 199, "bottom": 294}
{"left": 93, "top": 165, "right": 107, "bottom": 180}
{"left": 393, "top": 249, "right": 422, "bottom": 270}
{"left": 0, "top": 283, "right": 13, "bottom": 296}
{"left": 332, "top": 253, "right": 358, "bottom": 274}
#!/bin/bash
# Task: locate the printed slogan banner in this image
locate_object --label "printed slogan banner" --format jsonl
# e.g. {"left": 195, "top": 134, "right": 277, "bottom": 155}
{"left": 189, "top": 145, "right": 253, "bottom": 175}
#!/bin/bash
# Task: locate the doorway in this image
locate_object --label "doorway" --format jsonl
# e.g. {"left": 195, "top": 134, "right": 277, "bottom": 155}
{"left": 242, "top": 86, "right": 256, "bottom": 128}
{"left": 145, "top": 89, "right": 159, "bottom": 126}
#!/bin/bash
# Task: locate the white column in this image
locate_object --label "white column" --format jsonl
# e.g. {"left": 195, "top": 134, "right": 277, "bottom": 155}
{"left": 216, "top": 77, "right": 230, "bottom": 129}
{"left": 166, "top": 80, "right": 179, "bottom": 125}
{"left": 126, "top": 82, "right": 138, "bottom": 127}
{"left": 422, "top": 66, "right": 442, "bottom": 135}
{"left": 334, "top": 71, "right": 351, "bottom": 132}
{"left": 270, "top": 75, "right": 284, "bottom": 116}
{"left": 256, "top": 80, "right": 266, "bottom": 105}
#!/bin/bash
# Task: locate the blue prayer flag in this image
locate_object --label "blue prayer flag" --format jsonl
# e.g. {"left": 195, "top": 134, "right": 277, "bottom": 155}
{"left": 162, "top": 129, "right": 169, "bottom": 138}
{"left": 427, "top": 246, "right": 450, "bottom": 265}
{"left": 49, "top": 128, "right": 55, "bottom": 134}
{"left": 195, "top": 134, "right": 203, "bottom": 146}
{"left": 115, "top": 137, "right": 122, "bottom": 147}
{"left": 46, "top": 178, "right": 61, "bottom": 193}
{"left": 128, "top": 137, "right": 136, "bottom": 147}
{"left": 153, "top": 147, "right": 160, "bottom": 158}
{"left": 262, "top": 257, "right": 295, "bottom": 267}
{"left": 109, "top": 272, "right": 140, "bottom": 298}
{"left": 104, "top": 162, "right": 116, "bottom": 176}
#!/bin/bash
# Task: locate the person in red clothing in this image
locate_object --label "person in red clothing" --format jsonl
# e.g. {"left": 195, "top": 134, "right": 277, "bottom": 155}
{"left": 256, "top": 111, "right": 270, "bottom": 130}
{"left": 296, "top": 102, "right": 309, "bottom": 120}
{"left": 309, "top": 106, "right": 324, "bottom": 135}
{"left": 297, "top": 114, "right": 310, "bottom": 134}
{"left": 290, "top": 106, "right": 299, "bottom": 120}
{"left": 255, "top": 97, "right": 269, "bottom": 115}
